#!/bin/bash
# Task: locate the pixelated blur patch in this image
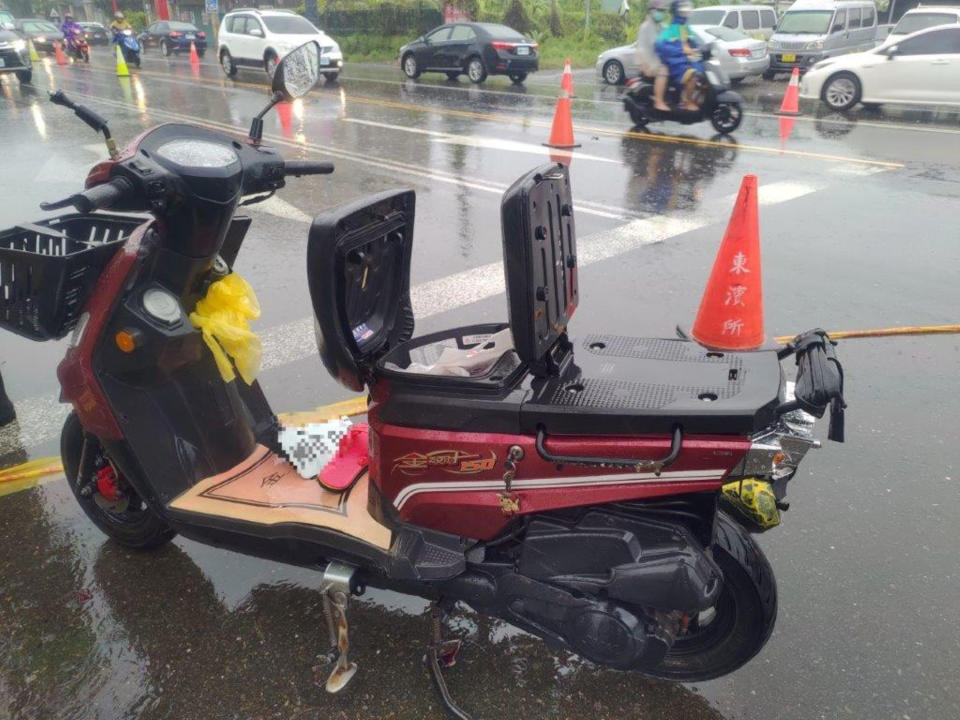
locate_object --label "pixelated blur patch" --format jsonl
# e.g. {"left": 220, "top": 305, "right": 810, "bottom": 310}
{"left": 277, "top": 417, "right": 353, "bottom": 479}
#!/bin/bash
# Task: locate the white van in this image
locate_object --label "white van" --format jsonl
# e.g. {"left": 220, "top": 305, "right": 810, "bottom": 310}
{"left": 687, "top": 5, "right": 779, "bottom": 41}
{"left": 766, "top": 0, "right": 878, "bottom": 77}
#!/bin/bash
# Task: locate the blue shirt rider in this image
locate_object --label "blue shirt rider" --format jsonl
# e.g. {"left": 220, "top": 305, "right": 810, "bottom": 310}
{"left": 655, "top": 0, "right": 704, "bottom": 111}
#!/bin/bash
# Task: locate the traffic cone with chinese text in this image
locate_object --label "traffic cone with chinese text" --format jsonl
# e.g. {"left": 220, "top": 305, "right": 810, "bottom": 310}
{"left": 115, "top": 44, "right": 129, "bottom": 77}
{"left": 543, "top": 90, "right": 580, "bottom": 149}
{"left": 776, "top": 67, "right": 802, "bottom": 116}
{"left": 691, "top": 174, "right": 764, "bottom": 350}
{"left": 54, "top": 41, "right": 68, "bottom": 65}
{"left": 561, "top": 57, "right": 574, "bottom": 96}
{"left": 28, "top": 39, "right": 40, "bottom": 62}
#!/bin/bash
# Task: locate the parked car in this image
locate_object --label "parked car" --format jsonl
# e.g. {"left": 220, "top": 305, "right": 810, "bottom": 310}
{"left": 13, "top": 18, "right": 62, "bottom": 54}
{"left": 687, "top": 4, "right": 778, "bottom": 41}
{"left": 765, "top": 0, "right": 878, "bottom": 78}
{"left": 885, "top": 5, "right": 960, "bottom": 43}
{"left": 596, "top": 39, "right": 640, "bottom": 85}
{"left": 217, "top": 8, "right": 341, "bottom": 81}
{"left": 79, "top": 21, "right": 109, "bottom": 45}
{"left": 596, "top": 24, "right": 769, "bottom": 85}
{"left": 691, "top": 25, "right": 770, "bottom": 82}
{"left": 0, "top": 22, "right": 31, "bottom": 83}
{"left": 800, "top": 25, "right": 960, "bottom": 110}
{"left": 399, "top": 22, "right": 538, "bottom": 84}
{"left": 140, "top": 20, "right": 206, "bottom": 57}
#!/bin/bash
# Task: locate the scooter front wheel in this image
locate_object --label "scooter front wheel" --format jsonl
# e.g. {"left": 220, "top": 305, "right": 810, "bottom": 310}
{"left": 641, "top": 511, "right": 776, "bottom": 681}
{"left": 710, "top": 102, "right": 742, "bottom": 134}
{"left": 61, "top": 412, "right": 175, "bottom": 550}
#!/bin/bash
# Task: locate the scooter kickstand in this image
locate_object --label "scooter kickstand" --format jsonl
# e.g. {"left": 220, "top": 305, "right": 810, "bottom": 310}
{"left": 316, "top": 562, "right": 358, "bottom": 694}
{"left": 425, "top": 601, "right": 473, "bottom": 720}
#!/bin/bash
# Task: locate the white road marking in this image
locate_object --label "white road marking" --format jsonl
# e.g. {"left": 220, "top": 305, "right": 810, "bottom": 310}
{"left": 251, "top": 195, "right": 313, "bottom": 224}
{"left": 345, "top": 117, "right": 621, "bottom": 164}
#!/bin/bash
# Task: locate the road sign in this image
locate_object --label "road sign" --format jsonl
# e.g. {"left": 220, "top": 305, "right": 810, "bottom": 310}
{"left": 205, "top": 0, "right": 218, "bottom": 13}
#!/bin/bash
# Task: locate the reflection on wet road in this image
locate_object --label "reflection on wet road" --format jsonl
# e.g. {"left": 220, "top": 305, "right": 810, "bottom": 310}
{"left": 3, "top": 50, "right": 960, "bottom": 720}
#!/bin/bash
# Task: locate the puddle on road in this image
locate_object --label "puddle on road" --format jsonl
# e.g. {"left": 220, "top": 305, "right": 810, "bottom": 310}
{"left": 0, "top": 480, "right": 726, "bottom": 720}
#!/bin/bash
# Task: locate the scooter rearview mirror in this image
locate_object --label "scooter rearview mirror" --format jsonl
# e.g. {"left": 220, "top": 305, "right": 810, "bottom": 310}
{"left": 249, "top": 42, "right": 321, "bottom": 144}
{"left": 48, "top": 90, "right": 119, "bottom": 160}
{"left": 271, "top": 41, "right": 321, "bottom": 101}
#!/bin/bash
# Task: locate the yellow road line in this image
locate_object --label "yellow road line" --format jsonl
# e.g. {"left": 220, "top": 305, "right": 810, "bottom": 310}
{"left": 344, "top": 95, "right": 903, "bottom": 169}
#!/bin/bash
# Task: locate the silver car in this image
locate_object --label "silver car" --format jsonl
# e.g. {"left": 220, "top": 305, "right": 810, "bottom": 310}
{"left": 596, "top": 24, "right": 769, "bottom": 85}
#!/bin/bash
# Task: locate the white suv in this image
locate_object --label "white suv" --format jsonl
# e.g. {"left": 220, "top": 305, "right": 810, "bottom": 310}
{"left": 217, "top": 9, "right": 343, "bottom": 81}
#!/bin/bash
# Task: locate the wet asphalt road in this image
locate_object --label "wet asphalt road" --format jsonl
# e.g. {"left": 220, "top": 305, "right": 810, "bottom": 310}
{"left": 1, "top": 51, "right": 960, "bottom": 720}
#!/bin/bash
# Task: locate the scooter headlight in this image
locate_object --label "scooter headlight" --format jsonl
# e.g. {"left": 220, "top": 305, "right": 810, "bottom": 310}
{"left": 12, "top": 39, "right": 25, "bottom": 52}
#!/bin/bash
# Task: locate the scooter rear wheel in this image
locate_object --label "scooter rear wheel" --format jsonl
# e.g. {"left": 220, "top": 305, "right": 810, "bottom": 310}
{"left": 643, "top": 511, "right": 777, "bottom": 681}
{"left": 61, "top": 412, "right": 175, "bottom": 550}
{"left": 710, "top": 102, "right": 742, "bottom": 134}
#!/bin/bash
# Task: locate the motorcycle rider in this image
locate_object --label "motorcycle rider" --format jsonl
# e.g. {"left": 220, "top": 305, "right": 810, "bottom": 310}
{"left": 109, "top": 11, "right": 131, "bottom": 32}
{"left": 60, "top": 12, "right": 84, "bottom": 52}
{"left": 636, "top": 0, "right": 671, "bottom": 112}
{"left": 655, "top": 0, "right": 704, "bottom": 111}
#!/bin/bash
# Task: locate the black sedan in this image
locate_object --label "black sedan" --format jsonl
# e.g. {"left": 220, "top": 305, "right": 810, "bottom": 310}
{"left": 139, "top": 20, "right": 206, "bottom": 57}
{"left": 0, "top": 25, "right": 32, "bottom": 83}
{"left": 399, "top": 22, "right": 538, "bottom": 84}
{"left": 80, "top": 22, "right": 109, "bottom": 45}
{"left": 13, "top": 19, "right": 63, "bottom": 54}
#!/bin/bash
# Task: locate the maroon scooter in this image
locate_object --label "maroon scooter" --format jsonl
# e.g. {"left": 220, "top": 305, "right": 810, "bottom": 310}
{"left": 0, "top": 42, "right": 845, "bottom": 717}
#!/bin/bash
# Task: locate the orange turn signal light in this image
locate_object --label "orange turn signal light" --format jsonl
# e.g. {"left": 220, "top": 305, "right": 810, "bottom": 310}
{"left": 115, "top": 329, "right": 140, "bottom": 353}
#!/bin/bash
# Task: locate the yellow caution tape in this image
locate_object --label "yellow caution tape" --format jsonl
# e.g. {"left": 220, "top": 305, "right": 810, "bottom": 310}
{"left": 189, "top": 273, "right": 262, "bottom": 384}
{"left": 775, "top": 324, "right": 960, "bottom": 345}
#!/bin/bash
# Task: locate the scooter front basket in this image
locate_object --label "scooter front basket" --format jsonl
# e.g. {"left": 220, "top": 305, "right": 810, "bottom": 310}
{"left": 0, "top": 212, "right": 145, "bottom": 340}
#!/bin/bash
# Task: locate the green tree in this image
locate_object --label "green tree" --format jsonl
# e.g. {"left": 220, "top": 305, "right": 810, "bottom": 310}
{"left": 502, "top": 0, "right": 532, "bottom": 33}
{"left": 549, "top": 0, "right": 562, "bottom": 36}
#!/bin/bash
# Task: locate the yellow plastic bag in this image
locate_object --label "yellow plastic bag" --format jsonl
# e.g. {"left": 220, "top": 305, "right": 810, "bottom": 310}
{"left": 189, "top": 273, "right": 262, "bottom": 384}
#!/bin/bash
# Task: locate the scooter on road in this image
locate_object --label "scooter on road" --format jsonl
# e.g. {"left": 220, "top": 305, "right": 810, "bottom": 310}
{"left": 0, "top": 41, "right": 844, "bottom": 716}
{"left": 623, "top": 44, "right": 744, "bottom": 134}
{"left": 64, "top": 27, "right": 90, "bottom": 63}
{"left": 112, "top": 27, "right": 140, "bottom": 67}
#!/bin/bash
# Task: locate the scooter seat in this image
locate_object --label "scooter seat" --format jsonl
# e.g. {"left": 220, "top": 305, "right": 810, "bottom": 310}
{"left": 520, "top": 335, "right": 782, "bottom": 436}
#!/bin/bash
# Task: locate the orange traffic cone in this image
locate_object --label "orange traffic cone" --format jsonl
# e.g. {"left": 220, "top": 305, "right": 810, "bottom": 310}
{"left": 776, "top": 67, "right": 802, "bottom": 116}
{"left": 543, "top": 90, "right": 580, "bottom": 150}
{"left": 189, "top": 40, "right": 200, "bottom": 65}
{"left": 54, "top": 41, "right": 68, "bottom": 65}
{"left": 560, "top": 57, "right": 574, "bottom": 97}
{"left": 690, "top": 175, "right": 764, "bottom": 351}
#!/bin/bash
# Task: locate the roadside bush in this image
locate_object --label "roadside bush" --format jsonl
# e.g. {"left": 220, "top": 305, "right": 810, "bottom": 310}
{"left": 125, "top": 11, "right": 148, "bottom": 32}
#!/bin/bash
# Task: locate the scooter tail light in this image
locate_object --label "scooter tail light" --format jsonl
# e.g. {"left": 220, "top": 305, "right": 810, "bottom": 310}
{"left": 728, "top": 48, "right": 751, "bottom": 57}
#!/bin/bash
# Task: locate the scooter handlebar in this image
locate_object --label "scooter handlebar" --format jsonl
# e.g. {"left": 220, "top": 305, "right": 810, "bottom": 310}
{"left": 40, "top": 177, "right": 133, "bottom": 213}
{"left": 284, "top": 160, "right": 335, "bottom": 177}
